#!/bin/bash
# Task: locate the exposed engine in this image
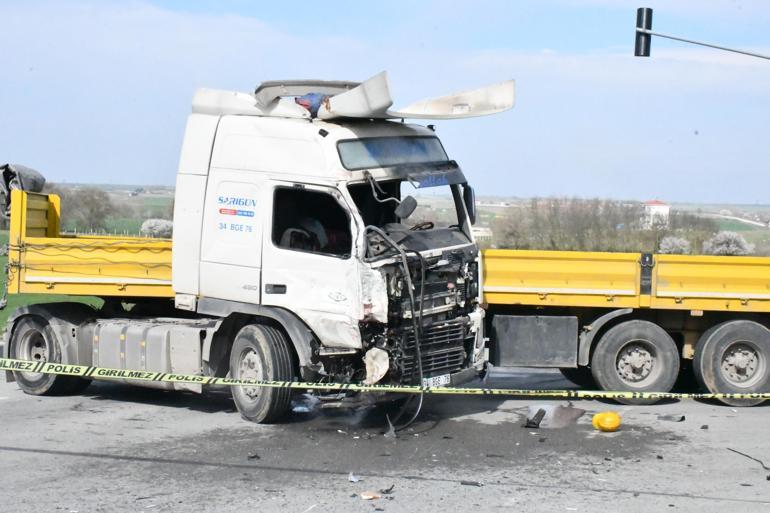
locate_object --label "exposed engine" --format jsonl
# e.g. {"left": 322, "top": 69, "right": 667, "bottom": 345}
{"left": 361, "top": 225, "right": 480, "bottom": 385}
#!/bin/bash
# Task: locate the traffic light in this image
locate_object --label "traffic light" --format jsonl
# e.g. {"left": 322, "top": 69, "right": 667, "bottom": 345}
{"left": 635, "top": 7, "right": 653, "bottom": 57}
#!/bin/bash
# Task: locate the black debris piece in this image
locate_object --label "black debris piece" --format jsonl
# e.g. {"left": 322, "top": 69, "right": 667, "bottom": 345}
{"left": 460, "top": 480, "right": 484, "bottom": 487}
{"left": 658, "top": 414, "right": 685, "bottom": 422}
{"left": 524, "top": 408, "right": 546, "bottom": 428}
{"left": 728, "top": 448, "right": 770, "bottom": 471}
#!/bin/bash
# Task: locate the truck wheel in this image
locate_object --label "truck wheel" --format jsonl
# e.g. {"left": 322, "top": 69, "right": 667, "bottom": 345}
{"left": 229, "top": 324, "right": 294, "bottom": 423}
{"left": 559, "top": 367, "right": 595, "bottom": 388}
{"left": 9, "top": 316, "right": 89, "bottom": 395}
{"left": 693, "top": 321, "right": 770, "bottom": 407}
{"left": 591, "top": 320, "right": 679, "bottom": 405}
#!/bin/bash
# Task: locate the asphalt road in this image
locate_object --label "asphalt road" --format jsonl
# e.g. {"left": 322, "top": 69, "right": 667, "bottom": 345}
{"left": 1, "top": 368, "right": 770, "bottom": 513}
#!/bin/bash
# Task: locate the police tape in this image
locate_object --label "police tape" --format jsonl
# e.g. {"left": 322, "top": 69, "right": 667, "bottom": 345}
{"left": 1, "top": 357, "right": 769, "bottom": 400}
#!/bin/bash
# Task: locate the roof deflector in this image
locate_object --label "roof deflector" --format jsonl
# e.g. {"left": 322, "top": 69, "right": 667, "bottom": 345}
{"left": 254, "top": 80, "right": 360, "bottom": 108}
{"left": 316, "top": 71, "right": 515, "bottom": 120}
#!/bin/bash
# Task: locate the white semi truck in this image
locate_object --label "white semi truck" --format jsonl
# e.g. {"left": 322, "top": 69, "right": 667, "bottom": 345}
{"left": 3, "top": 72, "right": 514, "bottom": 422}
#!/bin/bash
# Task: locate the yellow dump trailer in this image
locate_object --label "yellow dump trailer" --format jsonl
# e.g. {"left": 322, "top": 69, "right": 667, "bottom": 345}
{"left": 483, "top": 249, "right": 770, "bottom": 314}
{"left": 483, "top": 248, "right": 770, "bottom": 404}
{"left": 7, "top": 189, "right": 173, "bottom": 298}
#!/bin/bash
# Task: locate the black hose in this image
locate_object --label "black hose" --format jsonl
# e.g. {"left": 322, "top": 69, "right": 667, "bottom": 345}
{"left": 363, "top": 226, "right": 426, "bottom": 430}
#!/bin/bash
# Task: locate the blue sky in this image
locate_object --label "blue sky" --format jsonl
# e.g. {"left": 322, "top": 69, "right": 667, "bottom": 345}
{"left": 1, "top": 0, "right": 768, "bottom": 203}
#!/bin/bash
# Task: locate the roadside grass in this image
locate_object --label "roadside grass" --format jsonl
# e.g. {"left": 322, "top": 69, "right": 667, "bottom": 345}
{"left": 0, "top": 231, "right": 101, "bottom": 330}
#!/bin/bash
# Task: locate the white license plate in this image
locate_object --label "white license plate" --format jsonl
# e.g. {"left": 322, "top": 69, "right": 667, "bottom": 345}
{"left": 422, "top": 373, "right": 451, "bottom": 387}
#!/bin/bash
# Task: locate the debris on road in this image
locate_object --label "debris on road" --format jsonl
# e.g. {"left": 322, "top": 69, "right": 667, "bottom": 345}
{"left": 700, "top": 425, "right": 709, "bottom": 430}
{"left": 592, "top": 411, "right": 621, "bottom": 432}
{"left": 460, "top": 480, "right": 484, "bottom": 487}
{"left": 384, "top": 415, "right": 397, "bottom": 439}
{"left": 727, "top": 448, "right": 770, "bottom": 471}
{"left": 360, "top": 491, "right": 381, "bottom": 500}
{"left": 379, "top": 485, "right": 395, "bottom": 495}
{"left": 291, "top": 394, "right": 321, "bottom": 414}
{"left": 658, "top": 414, "right": 686, "bottom": 422}
{"left": 524, "top": 408, "right": 546, "bottom": 428}
{"left": 247, "top": 452, "right": 260, "bottom": 460}
{"left": 348, "top": 472, "right": 361, "bottom": 483}
{"left": 525, "top": 404, "right": 585, "bottom": 429}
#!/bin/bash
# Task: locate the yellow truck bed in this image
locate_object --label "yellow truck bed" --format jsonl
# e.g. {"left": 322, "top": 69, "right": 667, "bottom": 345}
{"left": 7, "top": 190, "right": 173, "bottom": 298}
{"left": 483, "top": 249, "right": 770, "bottom": 313}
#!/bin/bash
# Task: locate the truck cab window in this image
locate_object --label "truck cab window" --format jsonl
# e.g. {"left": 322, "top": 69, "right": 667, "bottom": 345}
{"left": 272, "top": 188, "right": 352, "bottom": 257}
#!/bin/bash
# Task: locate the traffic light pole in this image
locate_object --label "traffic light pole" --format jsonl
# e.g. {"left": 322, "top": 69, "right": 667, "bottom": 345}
{"left": 634, "top": 7, "right": 770, "bottom": 61}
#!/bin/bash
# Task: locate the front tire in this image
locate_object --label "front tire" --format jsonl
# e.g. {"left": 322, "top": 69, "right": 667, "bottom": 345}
{"left": 229, "top": 324, "right": 295, "bottom": 423}
{"left": 9, "top": 316, "right": 89, "bottom": 395}
{"left": 591, "top": 320, "right": 680, "bottom": 404}
{"left": 693, "top": 320, "right": 770, "bottom": 407}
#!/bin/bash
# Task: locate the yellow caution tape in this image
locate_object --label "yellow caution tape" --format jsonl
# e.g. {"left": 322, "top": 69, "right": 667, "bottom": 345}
{"left": 1, "top": 357, "right": 768, "bottom": 400}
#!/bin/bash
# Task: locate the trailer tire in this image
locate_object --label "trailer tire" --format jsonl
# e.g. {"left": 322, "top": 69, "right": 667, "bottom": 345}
{"left": 9, "top": 316, "right": 89, "bottom": 395}
{"left": 229, "top": 323, "right": 294, "bottom": 423}
{"left": 693, "top": 320, "right": 769, "bottom": 407}
{"left": 591, "top": 320, "right": 679, "bottom": 405}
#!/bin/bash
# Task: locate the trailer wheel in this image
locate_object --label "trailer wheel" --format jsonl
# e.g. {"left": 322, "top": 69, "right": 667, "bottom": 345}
{"left": 693, "top": 321, "right": 770, "bottom": 407}
{"left": 591, "top": 320, "right": 679, "bottom": 404}
{"left": 9, "top": 316, "right": 89, "bottom": 395}
{"left": 229, "top": 324, "right": 294, "bottom": 423}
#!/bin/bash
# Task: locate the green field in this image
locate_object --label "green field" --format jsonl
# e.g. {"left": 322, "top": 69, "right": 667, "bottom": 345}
{"left": 0, "top": 231, "right": 101, "bottom": 330}
{"left": 714, "top": 218, "right": 763, "bottom": 232}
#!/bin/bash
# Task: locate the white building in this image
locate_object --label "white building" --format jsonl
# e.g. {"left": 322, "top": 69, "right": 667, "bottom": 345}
{"left": 471, "top": 226, "right": 493, "bottom": 244}
{"left": 643, "top": 199, "right": 670, "bottom": 229}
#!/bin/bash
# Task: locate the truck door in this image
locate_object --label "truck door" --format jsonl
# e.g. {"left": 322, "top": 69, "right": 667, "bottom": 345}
{"left": 261, "top": 182, "right": 362, "bottom": 349}
{"left": 199, "top": 169, "right": 266, "bottom": 304}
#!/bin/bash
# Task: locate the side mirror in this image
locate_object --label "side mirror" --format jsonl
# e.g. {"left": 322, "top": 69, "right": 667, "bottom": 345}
{"left": 395, "top": 195, "right": 418, "bottom": 219}
{"left": 463, "top": 185, "right": 476, "bottom": 225}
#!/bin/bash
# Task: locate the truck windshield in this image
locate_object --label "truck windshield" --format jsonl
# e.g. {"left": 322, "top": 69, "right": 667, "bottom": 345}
{"left": 400, "top": 181, "right": 459, "bottom": 228}
{"left": 348, "top": 178, "right": 462, "bottom": 230}
{"left": 338, "top": 136, "right": 448, "bottom": 170}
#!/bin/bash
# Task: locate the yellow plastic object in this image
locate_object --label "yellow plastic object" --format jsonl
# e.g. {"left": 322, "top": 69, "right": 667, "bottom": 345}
{"left": 7, "top": 189, "right": 173, "bottom": 298}
{"left": 592, "top": 411, "right": 621, "bottom": 432}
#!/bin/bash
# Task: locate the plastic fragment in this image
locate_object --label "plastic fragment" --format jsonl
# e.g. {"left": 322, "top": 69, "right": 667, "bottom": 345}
{"left": 592, "top": 411, "right": 621, "bottom": 432}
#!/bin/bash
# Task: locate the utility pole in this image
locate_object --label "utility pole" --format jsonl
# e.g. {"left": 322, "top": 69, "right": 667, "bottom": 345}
{"left": 634, "top": 7, "right": 769, "bottom": 61}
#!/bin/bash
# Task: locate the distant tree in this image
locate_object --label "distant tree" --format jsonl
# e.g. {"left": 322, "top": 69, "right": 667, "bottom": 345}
{"left": 659, "top": 236, "right": 691, "bottom": 254}
{"left": 703, "top": 231, "right": 754, "bottom": 256}
{"left": 45, "top": 184, "right": 116, "bottom": 232}
{"left": 140, "top": 219, "right": 173, "bottom": 238}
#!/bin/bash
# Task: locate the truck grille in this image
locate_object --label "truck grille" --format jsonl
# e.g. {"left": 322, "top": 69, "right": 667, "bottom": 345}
{"left": 401, "top": 319, "right": 468, "bottom": 381}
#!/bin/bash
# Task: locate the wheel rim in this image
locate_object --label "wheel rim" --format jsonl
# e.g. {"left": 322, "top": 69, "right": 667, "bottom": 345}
{"left": 615, "top": 339, "right": 659, "bottom": 387}
{"left": 236, "top": 348, "right": 264, "bottom": 402}
{"left": 17, "top": 328, "right": 49, "bottom": 379}
{"left": 720, "top": 341, "right": 765, "bottom": 388}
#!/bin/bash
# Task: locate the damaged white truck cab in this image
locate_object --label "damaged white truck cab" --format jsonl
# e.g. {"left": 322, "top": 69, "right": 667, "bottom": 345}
{"left": 5, "top": 72, "right": 514, "bottom": 423}
{"left": 174, "top": 74, "right": 513, "bottom": 420}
